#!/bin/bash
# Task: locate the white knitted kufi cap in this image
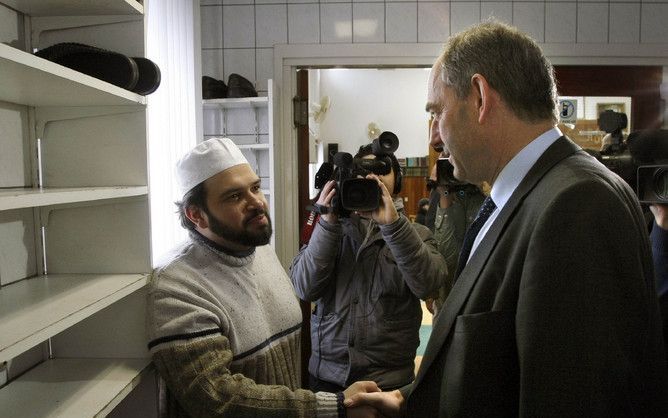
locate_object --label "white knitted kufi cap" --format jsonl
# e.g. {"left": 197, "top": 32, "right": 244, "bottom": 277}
{"left": 176, "top": 137, "right": 249, "bottom": 197}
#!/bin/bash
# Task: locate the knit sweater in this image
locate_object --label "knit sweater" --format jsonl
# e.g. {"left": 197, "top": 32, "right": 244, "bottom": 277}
{"left": 146, "top": 232, "right": 340, "bottom": 418}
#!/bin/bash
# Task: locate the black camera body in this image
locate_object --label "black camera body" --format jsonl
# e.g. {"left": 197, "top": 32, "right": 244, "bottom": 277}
{"left": 314, "top": 131, "right": 400, "bottom": 216}
{"left": 591, "top": 110, "right": 668, "bottom": 204}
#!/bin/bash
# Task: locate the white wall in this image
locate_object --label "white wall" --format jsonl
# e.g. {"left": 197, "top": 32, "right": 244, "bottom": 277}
{"left": 315, "top": 68, "right": 431, "bottom": 159}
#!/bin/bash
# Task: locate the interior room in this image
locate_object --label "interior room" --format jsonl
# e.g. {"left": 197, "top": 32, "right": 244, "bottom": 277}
{"left": 0, "top": 0, "right": 667, "bottom": 416}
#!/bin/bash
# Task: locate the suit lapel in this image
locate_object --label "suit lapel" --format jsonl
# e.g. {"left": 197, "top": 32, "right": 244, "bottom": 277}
{"left": 412, "top": 136, "right": 581, "bottom": 388}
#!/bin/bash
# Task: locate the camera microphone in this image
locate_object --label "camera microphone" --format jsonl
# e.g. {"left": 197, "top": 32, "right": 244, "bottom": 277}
{"left": 333, "top": 152, "right": 353, "bottom": 168}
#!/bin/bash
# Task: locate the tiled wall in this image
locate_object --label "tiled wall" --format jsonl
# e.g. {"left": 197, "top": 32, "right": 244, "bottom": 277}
{"left": 200, "top": 0, "right": 668, "bottom": 93}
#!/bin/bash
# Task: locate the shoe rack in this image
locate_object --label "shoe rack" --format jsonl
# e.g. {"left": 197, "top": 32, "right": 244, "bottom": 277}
{"left": 0, "top": 1, "right": 156, "bottom": 417}
{"left": 203, "top": 80, "right": 276, "bottom": 247}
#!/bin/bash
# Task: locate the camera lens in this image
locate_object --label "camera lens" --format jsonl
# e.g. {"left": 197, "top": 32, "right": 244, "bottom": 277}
{"left": 653, "top": 168, "right": 668, "bottom": 200}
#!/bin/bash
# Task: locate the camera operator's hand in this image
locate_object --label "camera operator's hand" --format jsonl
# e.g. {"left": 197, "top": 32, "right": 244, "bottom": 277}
{"left": 317, "top": 180, "right": 339, "bottom": 224}
{"left": 360, "top": 174, "right": 399, "bottom": 225}
{"left": 650, "top": 204, "right": 668, "bottom": 230}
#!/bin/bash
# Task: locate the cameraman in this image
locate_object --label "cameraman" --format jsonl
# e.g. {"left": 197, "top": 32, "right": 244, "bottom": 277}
{"left": 424, "top": 158, "right": 485, "bottom": 315}
{"left": 289, "top": 143, "right": 445, "bottom": 393}
{"left": 649, "top": 203, "right": 668, "bottom": 359}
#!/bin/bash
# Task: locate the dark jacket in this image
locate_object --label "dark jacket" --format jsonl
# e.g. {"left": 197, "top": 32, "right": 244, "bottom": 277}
{"left": 290, "top": 212, "right": 445, "bottom": 389}
{"left": 405, "top": 136, "right": 668, "bottom": 417}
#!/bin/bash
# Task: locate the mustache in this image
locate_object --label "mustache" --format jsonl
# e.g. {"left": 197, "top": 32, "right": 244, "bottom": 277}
{"left": 244, "top": 209, "right": 267, "bottom": 224}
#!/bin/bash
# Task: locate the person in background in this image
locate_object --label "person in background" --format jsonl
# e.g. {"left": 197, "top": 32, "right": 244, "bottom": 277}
{"left": 146, "top": 137, "right": 380, "bottom": 418}
{"left": 346, "top": 21, "right": 667, "bottom": 417}
{"left": 423, "top": 160, "right": 485, "bottom": 315}
{"left": 414, "top": 197, "right": 430, "bottom": 225}
{"left": 289, "top": 142, "right": 445, "bottom": 393}
{"left": 649, "top": 203, "right": 668, "bottom": 360}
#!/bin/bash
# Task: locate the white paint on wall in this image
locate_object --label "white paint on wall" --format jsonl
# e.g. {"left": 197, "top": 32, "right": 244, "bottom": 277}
{"left": 316, "top": 68, "right": 432, "bottom": 160}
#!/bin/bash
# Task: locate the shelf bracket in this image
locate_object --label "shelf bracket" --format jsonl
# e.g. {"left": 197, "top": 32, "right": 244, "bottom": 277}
{"left": 31, "top": 15, "right": 143, "bottom": 51}
{"left": 35, "top": 106, "right": 141, "bottom": 139}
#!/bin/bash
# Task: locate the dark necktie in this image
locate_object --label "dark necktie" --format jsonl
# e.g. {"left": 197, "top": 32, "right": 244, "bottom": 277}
{"left": 454, "top": 196, "right": 496, "bottom": 279}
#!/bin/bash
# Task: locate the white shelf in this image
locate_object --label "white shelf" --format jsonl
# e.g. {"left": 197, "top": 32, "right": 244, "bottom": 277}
{"left": 0, "top": 358, "right": 151, "bottom": 418}
{"left": 0, "top": 43, "right": 146, "bottom": 107}
{"left": 0, "top": 273, "right": 149, "bottom": 363}
{"left": 203, "top": 96, "right": 268, "bottom": 109}
{"left": 0, "top": 186, "right": 148, "bottom": 211}
{"left": 237, "top": 143, "right": 270, "bottom": 150}
{"left": 1, "top": 0, "right": 143, "bottom": 16}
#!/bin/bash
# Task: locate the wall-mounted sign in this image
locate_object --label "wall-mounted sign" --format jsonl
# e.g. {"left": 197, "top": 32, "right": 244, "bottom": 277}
{"left": 559, "top": 99, "right": 577, "bottom": 124}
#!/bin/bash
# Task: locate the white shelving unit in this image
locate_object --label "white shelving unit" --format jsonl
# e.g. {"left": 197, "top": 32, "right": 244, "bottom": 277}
{"left": 0, "top": 1, "right": 156, "bottom": 417}
{"left": 202, "top": 80, "right": 276, "bottom": 245}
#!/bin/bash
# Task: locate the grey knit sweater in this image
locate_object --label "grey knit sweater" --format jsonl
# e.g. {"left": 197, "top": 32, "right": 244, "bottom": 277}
{"left": 146, "top": 233, "right": 340, "bottom": 418}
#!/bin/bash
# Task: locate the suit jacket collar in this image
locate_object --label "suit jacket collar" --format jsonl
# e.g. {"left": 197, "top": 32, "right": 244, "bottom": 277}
{"left": 411, "top": 136, "right": 582, "bottom": 389}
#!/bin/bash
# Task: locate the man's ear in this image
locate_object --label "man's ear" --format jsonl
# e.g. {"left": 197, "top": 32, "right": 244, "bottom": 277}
{"left": 470, "top": 73, "right": 495, "bottom": 124}
{"left": 185, "top": 205, "right": 208, "bottom": 229}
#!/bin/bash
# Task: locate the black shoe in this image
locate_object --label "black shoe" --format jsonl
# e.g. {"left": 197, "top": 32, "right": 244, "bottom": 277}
{"left": 35, "top": 42, "right": 139, "bottom": 91}
{"left": 202, "top": 75, "right": 228, "bottom": 99}
{"left": 227, "top": 73, "right": 257, "bottom": 98}
{"left": 131, "top": 57, "right": 161, "bottom": 95}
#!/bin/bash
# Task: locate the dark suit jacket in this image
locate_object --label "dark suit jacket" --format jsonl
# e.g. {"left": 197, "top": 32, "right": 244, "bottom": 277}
{"left": 405, "top": 136, "right": 668, "bottom": 417}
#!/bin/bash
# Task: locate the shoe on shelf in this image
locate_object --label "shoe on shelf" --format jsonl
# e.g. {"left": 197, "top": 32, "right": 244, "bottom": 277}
{"left": 227, "top": 73, "right": 257, "bottom": 98}
{"left": 35, "top": 42, "right": 139, "bottom": 91}
{"left": 131, "top": 56, "right": 161, "bottom": 95}
{"left": 202, "top": 75, "right": 228, "bottom": 99}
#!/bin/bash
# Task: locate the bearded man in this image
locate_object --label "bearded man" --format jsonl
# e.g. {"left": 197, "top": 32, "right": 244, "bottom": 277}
{"left": 146, "top": 137, "right": 379, "bottom": 418}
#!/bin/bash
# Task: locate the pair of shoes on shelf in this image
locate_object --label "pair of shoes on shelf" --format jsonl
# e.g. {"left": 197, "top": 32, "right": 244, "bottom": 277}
{"left": 202, "top": 73, "right": 257, "bottom": 99}
{"left": 34, "top": 42, "right": 161, "bottom": 96}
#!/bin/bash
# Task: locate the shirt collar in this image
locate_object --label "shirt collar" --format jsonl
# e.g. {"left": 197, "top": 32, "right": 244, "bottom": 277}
{"left": 490, "top": 127, "right": 562, "bottom": 212}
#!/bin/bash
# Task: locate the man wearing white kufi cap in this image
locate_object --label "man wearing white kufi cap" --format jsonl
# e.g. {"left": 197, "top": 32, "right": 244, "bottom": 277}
{"left": 146, "top": 137, "right": 379, "bottom": 418}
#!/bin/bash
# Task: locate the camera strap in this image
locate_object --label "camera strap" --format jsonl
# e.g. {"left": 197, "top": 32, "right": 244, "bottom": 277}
{"left": 299, "top": 209, "right": 319, "bottom": 246}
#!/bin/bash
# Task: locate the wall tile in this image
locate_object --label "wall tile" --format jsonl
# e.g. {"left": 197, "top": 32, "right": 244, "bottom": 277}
{"left": 577, "top": 3, "right": 608, "bottom": 43}
{"left": 288, "top": 3, "right": 320, "bottom": 43}
{"left": 201, "top": 5, "right": 223, "bottom": 49}
{"left": 256, "top": 48, "right": 274, "bottom": 92}
{"left": 353, "top": 0, "right": 384, "bottom": 3}
{"left": 545, "top": 2, "right": 576, "bottom": 43}
{"left": 257, "top": 0, "right": 287, "bottom": 4}
{"left": 222, "top": 0, "right": 253, "bottom": 4}
{"left": 641, "top": 3, "right": 668, "bottom": 43}
{"left": 321, "top": 3, "right": 353, "bottom": 43}
{"left": 513, "top": 2, "right": 545, "bottom": 42}
{"left": 353, "top": 3, "right": 385, "bottom": 42}
{"left": 257, "top": 4, "right": 288, "bottom": 47}
{"left": 609, "top": 3, "right": 640, "bottom": 43}
{"left": 480, "top": 2, "right": 512, "bottom": 25}
{"left": 418, "top": 2, "right": 450, "bottom": 42}
{"left": 223, "top": 48, "right": 256, "bottom": 83}
{"left": 386, "top": 3, "right": 418, "bottom": 42}
{"left": 201, "top": 0, "right": 223, "bottom": 5}
{"left": 223, "top": 5, "right": 255, "bottom": 48}
{"left": 201, "top": 48, "right": 225, "bottom": 80}
{"left": 451, "top": 2, "right": 480, "bottom": 34}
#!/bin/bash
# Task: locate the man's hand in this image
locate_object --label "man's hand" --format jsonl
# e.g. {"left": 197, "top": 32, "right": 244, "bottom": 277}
{"left": 317, "top": 180, "right": 339, "bottom": 224}
{"left": 358, "top": 174, "right": 399, "bottom": 225}
{"left": 345, "top": 389, "right": 405, "bottom": 418}
{"left": 343, "top": 381, "right": 383, "bottom": 418}
{"left": 650, "top": 204, "right": 668, "bottom": 230}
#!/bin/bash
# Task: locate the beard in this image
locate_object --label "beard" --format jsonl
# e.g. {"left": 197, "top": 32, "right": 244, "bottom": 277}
{"left": 206, "top": 208, "right": 273, "bottom": 247}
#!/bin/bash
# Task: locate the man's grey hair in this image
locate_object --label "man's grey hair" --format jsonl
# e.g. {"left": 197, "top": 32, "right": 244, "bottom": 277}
{"left": 438, "top": 20, "right": 558, "bottom": 124}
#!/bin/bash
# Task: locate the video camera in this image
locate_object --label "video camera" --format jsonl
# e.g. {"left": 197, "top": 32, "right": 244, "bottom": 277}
{"left": 592, "top": 110, "right": 668, "bottom": 204}
{"left": 426, "top": 158, "right": 480, "bottom": 196}
{"left": 313, "top": 131, "right": 400, "bottom": 217}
